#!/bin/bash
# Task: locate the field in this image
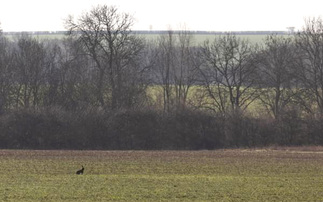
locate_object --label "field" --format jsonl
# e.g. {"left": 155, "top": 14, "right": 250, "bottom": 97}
{"left": 4, "top": 32, "right": 270, "bottom": 45}
{"left": 1, "top": 148, "right": 323, "bottom": 201}
{"left": 140, "top": 33, "right": 268, "bottom": 44}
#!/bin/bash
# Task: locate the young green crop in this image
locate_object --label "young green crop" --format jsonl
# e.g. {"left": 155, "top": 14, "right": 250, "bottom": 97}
{"left": 1, "top": 149, "right": 323, "bottom": 201}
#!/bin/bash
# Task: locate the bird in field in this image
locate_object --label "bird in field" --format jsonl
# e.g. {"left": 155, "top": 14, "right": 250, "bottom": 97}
{"left": 76, "top": 165, "right": 84, "bottom": 175}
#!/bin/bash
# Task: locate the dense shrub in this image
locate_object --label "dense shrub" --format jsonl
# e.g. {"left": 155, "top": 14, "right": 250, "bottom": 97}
{"left": 0, "top": 107, "right": 319, "bottom": 150}
{"left": 0, "top": 108, "right": 66, "bottom": 149}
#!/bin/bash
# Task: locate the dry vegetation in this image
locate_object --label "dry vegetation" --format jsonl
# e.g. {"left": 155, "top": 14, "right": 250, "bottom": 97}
{"left": 1, "top": 148, "right": 323, "bottom": 201}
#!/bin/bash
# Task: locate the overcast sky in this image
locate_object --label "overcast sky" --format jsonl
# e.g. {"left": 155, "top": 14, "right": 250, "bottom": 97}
{"left": 0, "top": 0, "right": 322, "bottom": 32}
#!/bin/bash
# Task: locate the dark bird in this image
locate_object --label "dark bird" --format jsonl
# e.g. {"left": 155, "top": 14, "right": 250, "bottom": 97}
{"left": 76, "top": 166, "right": 84, "bottom": 175}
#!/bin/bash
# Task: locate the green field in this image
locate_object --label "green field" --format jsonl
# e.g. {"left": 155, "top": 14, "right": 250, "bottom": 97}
{"left": 1, "top": 148, "right": 323, "bottom": 201}
{"left": 4, "top": 32, "right": 270, "bottom": 44}
{"left": 139, "top": 34, "right": 268, "bottom": 45}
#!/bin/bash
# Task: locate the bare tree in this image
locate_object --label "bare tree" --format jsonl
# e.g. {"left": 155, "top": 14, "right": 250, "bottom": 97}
{"left": 13, "top": 34, "right": 46, "bottom": 108}
{"left": 152, "top": 29, "right": 200, "bottom": 112}
{"left": 43, "top": 37, "right": 94, "bottom": 110}
{"left": 174, "top": 30, "right": 200, "bottom": 110}
{"left": 65, "top": 5, "right": 146, "bottom": 109}
{"left": 0, "top": 33, "right": 15, "bottom": 112}
{"left": 295, "top": 17, "right": 323, "bottom": 115}
{"left": 154, "top": 30, "right": 176, "bottom": 112}
{"left": 42, "top": 39, "right": 63, "bottom": 107}
{"left": 199, "top": 33, "right": 260, "bottom": 114}
{"left": 257, "top": 35, "right": 298, "bottom": 119}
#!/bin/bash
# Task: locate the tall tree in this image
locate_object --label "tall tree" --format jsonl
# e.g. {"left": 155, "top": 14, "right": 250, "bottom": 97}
{"left": 43, "top": 38, "right": 93, "bottom": 110}
{"left": 13, "top": 34, "right": 46, "bottom": 108}
{"left": 174, "top": 30, "right": 200, "bottom": 110}
{"left": 257, "top": 35, "right": 298, "bottom": 119}
{"left": 153, "top": 30, "right": 200, "bottom": 112}
{"left": 0, "top": 33, "right": 14, "bottom": 112}
{"left": 65, "top": 5, "right": 146, "bottom": 109}
{"left": 295, "top": 17, "right": 323, "bottom": 115}
{"left": 153, "top": 30, "right": 176, "bottom": 112}
{"left": 199, "top": 34, "right": 260, "bottom": 114}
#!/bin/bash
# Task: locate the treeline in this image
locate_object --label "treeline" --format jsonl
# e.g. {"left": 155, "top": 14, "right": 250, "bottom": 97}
{"left": 0, "top": 5, "right": 323, "bottom": 149}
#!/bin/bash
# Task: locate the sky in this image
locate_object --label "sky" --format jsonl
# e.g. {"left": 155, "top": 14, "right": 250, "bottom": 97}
{"left": 0, "top": 0, "right": 322, "bottom": 32}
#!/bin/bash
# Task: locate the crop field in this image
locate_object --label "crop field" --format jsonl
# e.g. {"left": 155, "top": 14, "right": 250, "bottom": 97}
{"left": 1, "top": 148, "right": 323, "bottom": 201}
{"left": 140, "top": 33, "right": 269, "bottom": 44}
{"left": 4, "top": 32, "right": 270, "bottom": 44}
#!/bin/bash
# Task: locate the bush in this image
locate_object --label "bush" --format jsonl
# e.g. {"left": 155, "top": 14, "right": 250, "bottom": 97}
{"left": 0, "top": 107, "right": 320, "bottom": 150}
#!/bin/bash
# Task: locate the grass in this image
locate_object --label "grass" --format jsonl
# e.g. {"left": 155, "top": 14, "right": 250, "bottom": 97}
{"left": 1, "top": 149, "right": 323, "bottom": 201}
